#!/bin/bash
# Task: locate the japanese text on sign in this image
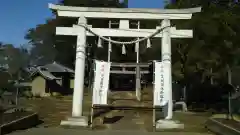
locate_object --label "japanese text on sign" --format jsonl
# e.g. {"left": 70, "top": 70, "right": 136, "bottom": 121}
{"left": 92, "top": 60, "right": 111, "bottom": 105}
{"left": 153, "top": 61, "right": 168, "bottom": 106}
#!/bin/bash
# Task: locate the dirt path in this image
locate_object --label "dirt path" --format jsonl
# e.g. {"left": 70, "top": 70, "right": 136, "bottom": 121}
{"left": 9, "top": 128, "right": 214, "bottom": 135}
{"left": 18, "top": 91, "right": 211, "bottom": 133}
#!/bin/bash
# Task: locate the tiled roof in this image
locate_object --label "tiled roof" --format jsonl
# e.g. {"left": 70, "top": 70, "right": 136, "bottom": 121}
{"left": 35, "top": 67, "right": 58, "bottom": 80}
{"left": 23, "top": 67, "right": 38, "bottom": 74}
{"left": 30, "top": 62, "right": 74, "bottom": 80}
{"left": 43, "top": 61, "right": 74, "bottom": 73}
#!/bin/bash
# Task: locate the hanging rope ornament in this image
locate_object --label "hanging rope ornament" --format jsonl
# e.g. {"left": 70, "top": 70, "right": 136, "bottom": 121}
{"left": 135, "top": 42, "right": 139, "bottom": 52}
{"left": 122, "top": 44, "right": 126, "bottom": 55}
{"left": 147, "top": 38, "right": 152, "bottom": 48}
{"left": 97, "top": 37, "right": 103, "bottom": 48}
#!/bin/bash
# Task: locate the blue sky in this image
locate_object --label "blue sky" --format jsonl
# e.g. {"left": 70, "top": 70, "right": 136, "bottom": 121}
{"left": 0, "top": 0, "right": 164, "bottom": 47}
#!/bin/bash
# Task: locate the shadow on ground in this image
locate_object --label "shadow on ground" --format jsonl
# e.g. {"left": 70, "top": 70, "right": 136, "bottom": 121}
{"left": 103, "top": 116, "right": 124, "bottom": 124}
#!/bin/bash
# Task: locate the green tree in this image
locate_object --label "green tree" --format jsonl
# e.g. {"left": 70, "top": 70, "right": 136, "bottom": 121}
{"left": 0, "top": 43, "right": 30, "bottom": 79}
{"left": 166, "top": 0, "right": 240, "bottom": 85}
{"left": 25, "top": 0, "right": 127, "bottom": 68}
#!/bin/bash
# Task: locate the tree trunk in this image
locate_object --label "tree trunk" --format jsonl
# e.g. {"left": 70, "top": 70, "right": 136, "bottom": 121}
{"left": 183, "top": 85, "right": 187, "bottom": 102}
{"left": 227, "top": 64, "right": 232, "bottom": 85}
{"left": 226, "top": 64, "right": 233, "bottom": 120}
{"left": 210, "top": 68, "right": 214, "bottom": 85}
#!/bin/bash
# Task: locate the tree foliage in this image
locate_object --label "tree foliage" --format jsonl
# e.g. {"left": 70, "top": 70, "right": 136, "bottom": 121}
{"left": 166, "top": 0, "right": 240, "bottom": 85}
{"left": 0, "top": 43, "right": 29, "bottom": 76}
{"left": 0, "top": 42, "right": 30, "bottom": 90}
{"left": 25, "top": 0, "right": 127, "bottom": 68}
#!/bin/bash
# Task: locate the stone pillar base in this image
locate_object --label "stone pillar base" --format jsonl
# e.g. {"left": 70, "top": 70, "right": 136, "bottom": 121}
{"left": 155, "top": 119, "right": 184, "bottom": 130}
{"left": 60, "top": 116, "right": 88, "bottom": 127}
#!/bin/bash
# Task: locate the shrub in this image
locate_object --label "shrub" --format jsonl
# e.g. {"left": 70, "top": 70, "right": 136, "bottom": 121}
{"left": 22, "top": 90, "right": 33, "bottom": 98}
{"left": 52, "top": 92, "right": 62, "bottom": 97}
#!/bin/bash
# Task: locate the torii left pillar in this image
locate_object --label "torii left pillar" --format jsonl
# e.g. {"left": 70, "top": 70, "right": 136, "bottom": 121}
{"left": 60, "top": 16, "right": 88, "bottom": 127}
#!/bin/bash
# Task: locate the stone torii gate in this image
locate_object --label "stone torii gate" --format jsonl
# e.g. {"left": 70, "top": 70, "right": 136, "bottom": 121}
{"left": 49, "top": 3, "right": 201, "bottom": 127}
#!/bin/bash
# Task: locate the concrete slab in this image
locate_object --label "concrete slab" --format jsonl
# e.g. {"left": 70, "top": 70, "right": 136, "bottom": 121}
{"left": 60, "top": 116, "right": 88, "bottom": 127}
{"left": 155, "top": 120, "right": 184, "bottom": 130}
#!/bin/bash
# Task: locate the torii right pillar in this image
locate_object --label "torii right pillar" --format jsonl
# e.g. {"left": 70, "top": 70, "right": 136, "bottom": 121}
{"left": 161, "top": 19, "right": 173, "bottom": 120}
{"left": 155, "top": 19, "right": 185, "bottom": 130}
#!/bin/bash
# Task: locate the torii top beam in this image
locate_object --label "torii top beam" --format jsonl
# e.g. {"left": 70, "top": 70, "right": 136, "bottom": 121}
{"left": 49, "top": 4, "right": 201, "bottom": 20}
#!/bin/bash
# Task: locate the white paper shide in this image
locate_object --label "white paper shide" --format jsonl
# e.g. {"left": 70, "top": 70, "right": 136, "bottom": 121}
{"left": 92, "top": 60, "right": 111, "bottom": 105}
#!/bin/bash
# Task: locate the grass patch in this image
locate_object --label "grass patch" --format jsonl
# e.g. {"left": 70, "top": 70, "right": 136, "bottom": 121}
{"left": 211, "top": 114, "right": 240, "bottom": 121}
